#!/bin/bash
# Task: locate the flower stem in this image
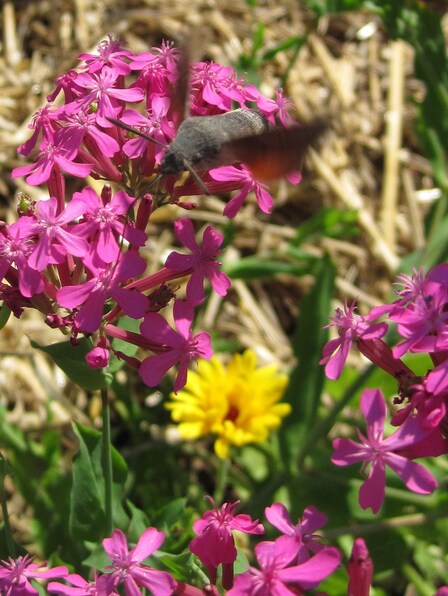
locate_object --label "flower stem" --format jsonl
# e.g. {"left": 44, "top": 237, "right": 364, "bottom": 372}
{"left": 213, "top": 457, "right": 230, "bottom": 504}
{"left": 296, "top": 363, "right": 376, "bottom": 471}
{"left": 0, "top": 456, "right": 16, "bottom": 557}
{"left": 101, "top": 389, "right": 113, "bottom": 535}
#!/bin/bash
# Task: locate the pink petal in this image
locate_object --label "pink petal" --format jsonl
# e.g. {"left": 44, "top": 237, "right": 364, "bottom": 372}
{"left": 384, "top": 453, "right": 438, "bottom": 495}
{"left": 174, "top": 218, "right": 199, "bottom": 252}
{"left": 358, "top": 461, "right": 386, "bottom": 513}
{"left": 265, "top": 503, "right": 294, "bottom": 536}
{"left": 103, "top": 528, "right": 129, "bottom": 559}
{"left": 173, "top": 300, "right": 194, "bottom": 339}
{"left": 140, "top": 312, "right": 182, "bottom": 347}
{"left": 140, "top": 351, "right": 181, "bottom": 387}
{"left": 131, "top": 527, "right": 165, "bottom": 562}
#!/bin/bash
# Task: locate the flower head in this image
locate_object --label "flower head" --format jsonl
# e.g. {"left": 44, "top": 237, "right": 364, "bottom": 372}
{"left": 166, "top": 349, "right": 290, "bottom": 458}
{"left": 139, "top": 299, "right": 213, "bottom": 392}
{"left": 102, "top": 527, "right": 175, "bottom": 596}
{"left": 227, "top": 537, "right": 341, "bottom": 596}
{"left": 189, "top": 497, "right": 264, "bottom": 588}
{"left": 0, "top": 555, "right": 68, "bottom": 595}
{"left": 331, "top": 388, "right": 439, "bottom": 513}
{"left": 264, "top": 502, "right": 328, "bottom": 564}
{"left": 165, "top": 218, "right": 231, "bottom": 306}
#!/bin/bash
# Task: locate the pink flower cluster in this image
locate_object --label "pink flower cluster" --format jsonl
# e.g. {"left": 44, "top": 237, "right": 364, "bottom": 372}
{"left": 2, "top": 36, "right": 301, "bottom": 393}
{"left": 321, "top": 264, "right": 448, "bottom": 512}
{"left": 1, "top": 498, "right": 345, "bottom": 596}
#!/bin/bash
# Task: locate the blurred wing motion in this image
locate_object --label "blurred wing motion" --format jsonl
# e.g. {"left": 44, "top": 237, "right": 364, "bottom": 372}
{"left": 171, "top": 40, "right": 191, "bottom": 124}
{"left": 220, "top": 118, "right": 329, "bottom": 181}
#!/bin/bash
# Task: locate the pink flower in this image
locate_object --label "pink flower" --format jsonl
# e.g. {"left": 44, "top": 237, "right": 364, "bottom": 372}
{"left": 48, "top": 572, "right": 118, "bottom": 595}
{"left": 72, "top": 186, "right": 146, "bottom": 263}
{"left": 69, "top": 67, "right": 144, "bottom": 128}
{"left": 139, "top": 299, "right": 213, "bottom": 392}
{"left": 15, "top": 196, "right": 89, "bottom": 271}
{"left": 256, "top": 89, "right": 295, "bottom": 127}
{"left": 102, "top": 527, "right": 175, "bottom": 596}
{"left": 320, "top": 301, "right": 388, "bottom": 380}
{"left": 209, "top": 166, "right": 275, "bottom": 219}
{"left": 86, "top": 337, "right": 110, "bottom": 369}
{"left": 12, "top": 136, "right": 93, "bottom": 186}
{"left": 0, "top": 223, "right": 44, "bottom": 297}
{"left": 264, "top": 502, "right": 328, "bottom": 563}
{"left": 189, "top": 497, "right": 264, "bottom": 589}
{"left": 389, "top": 280, "right": 448, "bottom": 358}
{"left": 347, "top": 538, "right": 373, "bottom": 596}
{"left": 0, "top": 555, "right": 68, "bottom": 595}
{"left": 331, "top": 388, "right": 439, "bottom": 513}
{"left": 78, "top": 35, "right": 133, "bottom": 75}
{"left": 57, "top": 251, "right": 148, "bottom": 333}
{"left": 165, "top": 218, "right": 231, "bottom": 305}
{"left": 227, "top": 537, "right": 341, "bottom": 595}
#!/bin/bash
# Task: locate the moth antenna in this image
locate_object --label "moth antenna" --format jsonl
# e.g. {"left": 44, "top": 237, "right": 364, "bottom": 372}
{"left": 107, "top": 117, "right": 168, "bottom": 149}
{"left": 139, "top": 172, "right": 164, "bottom": 197}
{"left": 183, "top": 159, "right": 210, "bottom": 195}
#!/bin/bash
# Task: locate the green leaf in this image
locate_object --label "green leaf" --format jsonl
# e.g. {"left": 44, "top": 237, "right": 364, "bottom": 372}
{"left": 262, "top": 36, "right": 306, "bottom": 62}
{"left": 291, "top": 207, "right": 359, "bottom": 247}
{"left": 69, "top": 424, "right": 106, "bottom": 540}
{"left": 30, "top": 338, "right": 113, "bottom": 391}
{"left": 0, "top": 305, "right": 11, "bottom": 329}
{"left": 224, "top": 255, "right": 309, "bottom": 279}
{"left": 69, "top": 423, "right": 128, "bottom": 540}
{"left": 279, "top": 254, "right": 336, "bottom": 469}
{"left": 303, "top": 0, "right": 363, "bottom": 16}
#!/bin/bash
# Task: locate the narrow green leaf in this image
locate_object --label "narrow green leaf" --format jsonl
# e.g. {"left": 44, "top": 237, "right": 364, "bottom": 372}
{"left": 224, "top": 255, "right": 310, "bottom": 279}
{"left": 279, "top": 254, "right": 336, "bottom": 469}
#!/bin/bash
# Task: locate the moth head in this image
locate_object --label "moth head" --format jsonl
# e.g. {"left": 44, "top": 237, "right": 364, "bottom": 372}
{"left": 160, "top": 147, "right": 186, "bottom": 175}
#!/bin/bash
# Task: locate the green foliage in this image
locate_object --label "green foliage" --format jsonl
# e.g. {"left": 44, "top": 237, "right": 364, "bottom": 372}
{"left": 69, "top": 423, "right": 128, "bottom": 541}
{"left": 303, "top": 0, "right": 364, "bottom": 16}
{"left": 279, "top": 253, "right": 336, "bottom": 470}
{"left": 30, "top": 338, "right": 113, "bottom": 390}
{"left": 0, "top": 305, "right": 11, "bottom": 329}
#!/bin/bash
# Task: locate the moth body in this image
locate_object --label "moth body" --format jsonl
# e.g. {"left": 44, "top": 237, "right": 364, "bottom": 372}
{"left": 160, "top": 109, "right": 269, "bottom": 175}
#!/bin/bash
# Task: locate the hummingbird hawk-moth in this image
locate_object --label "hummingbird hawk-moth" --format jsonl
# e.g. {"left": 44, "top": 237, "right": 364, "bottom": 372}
{"left": 110, "top": 42, "right": 327, "bottom": 193}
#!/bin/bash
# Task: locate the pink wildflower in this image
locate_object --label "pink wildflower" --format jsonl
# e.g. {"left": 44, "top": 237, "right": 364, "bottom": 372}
{"left": 320, "top": 301, "right": 388, "bottom": 380}
{"left": 102, "top": 527, "right": 175, "bottom": 596}
{"left": 264, "top": 502, "right": 327, "bottom": 563}
{"left": 228, "top": 537, "right": 341, "bottom": 595}
{"left": 165, "top": 218, "right": 231, "bottom": 305}
{"left": 189, "top": 497, "right": 264, "bottom": 589}
{"left": 48, "top": 572, "right": 118, "bottom": 595}
{"left": 12, "top": 136, "right": 92, "bottom": 186}
{"left": 57, "top": 251, "right": 148, "bottom": 333}
{"left": 331, "top": 388, "right": 439, "bottom": 513}
{"left": 139, "top": 299, "right": 213, "bottom": 392}
{"left": 15, "top": 196, "right": 89, "bottom": 271}
{"left": 0, "top": 555, "right": 68, "bottom": 595}
{"left": 209, "top": 165, "right": 275, "bottom": 219}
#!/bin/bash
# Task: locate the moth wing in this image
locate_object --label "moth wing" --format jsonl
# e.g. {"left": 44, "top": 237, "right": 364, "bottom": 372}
{"left": 221, "top": 119, "right": 328, "bottom": 181}
{"left": 171, "top": 41, "right": 191, "bottom": 124}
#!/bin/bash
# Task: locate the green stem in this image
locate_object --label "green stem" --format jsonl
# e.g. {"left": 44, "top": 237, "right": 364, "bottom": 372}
{"left": 213, "top": 457, "right": 230, "bottom": 504}
{"left": 101, "top": 389, "right": 113, "bottom": 535}
{"left": 296, "top": 364, "right": 375, "bottom": 470}
{"left": 0, "top": 456, "right": 16, "bottom": 557}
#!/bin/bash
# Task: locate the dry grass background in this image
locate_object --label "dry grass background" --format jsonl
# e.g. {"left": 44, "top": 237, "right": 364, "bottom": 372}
{"left": 0, "top": 1, "right": 445, "bottom": 432}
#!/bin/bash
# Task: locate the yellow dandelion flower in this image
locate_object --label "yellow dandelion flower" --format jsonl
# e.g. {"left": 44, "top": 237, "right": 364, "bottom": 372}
{"left": 166, "top": 349, "right": 291, "bottom": 459}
